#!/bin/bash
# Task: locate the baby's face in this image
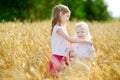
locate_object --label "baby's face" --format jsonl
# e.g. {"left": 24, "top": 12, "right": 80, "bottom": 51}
{"left": 75, "top": 27, "right": 87, "bottom": 39}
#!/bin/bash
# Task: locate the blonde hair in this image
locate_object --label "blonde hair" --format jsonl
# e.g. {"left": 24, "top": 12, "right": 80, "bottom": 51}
{"left": 51, "top": 4, "right": 71, "bottom": 34}
{"left": 75, "top": 22, "right": 92, "bottom": 40}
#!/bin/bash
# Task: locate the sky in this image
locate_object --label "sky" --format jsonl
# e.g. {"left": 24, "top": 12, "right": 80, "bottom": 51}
{"left": 105, "top": 0, "right": 120, "bottom": 18}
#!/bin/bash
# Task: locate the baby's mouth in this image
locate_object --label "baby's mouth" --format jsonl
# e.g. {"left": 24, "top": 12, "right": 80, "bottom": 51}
{"left": 78, "top": 36, "right": 83, "bottom": 38}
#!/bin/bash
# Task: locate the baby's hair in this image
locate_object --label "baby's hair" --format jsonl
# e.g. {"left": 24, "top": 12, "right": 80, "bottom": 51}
{"left": 75, "top": 22, "right": 92, "bottom": 40}
{"left": 51, "top": 4, "right": 71, "bottom": 34}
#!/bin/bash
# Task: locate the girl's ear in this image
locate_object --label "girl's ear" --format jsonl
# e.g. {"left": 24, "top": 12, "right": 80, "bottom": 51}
{"left": 59, "top": 11, "right": 63, "bottom": 17}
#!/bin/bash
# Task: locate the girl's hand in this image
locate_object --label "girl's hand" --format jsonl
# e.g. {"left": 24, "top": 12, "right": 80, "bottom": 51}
{"left": 82, "top": 39, "right": 92, "bottom": 45}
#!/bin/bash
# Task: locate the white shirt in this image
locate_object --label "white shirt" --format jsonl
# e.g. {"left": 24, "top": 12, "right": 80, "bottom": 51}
{"left": 51, "top": 24, "right": 69, "bottom": 56}
{"left": 72, "top": 43, "right": 95, "bottom": 58}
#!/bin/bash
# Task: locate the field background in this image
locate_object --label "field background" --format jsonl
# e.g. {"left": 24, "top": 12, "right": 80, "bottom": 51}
{"left": 0, "top": 20, "right": 120, "bottom": 80}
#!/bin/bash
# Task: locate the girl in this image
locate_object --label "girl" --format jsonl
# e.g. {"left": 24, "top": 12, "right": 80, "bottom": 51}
{"left": 48, "top": 4, "right": 91, "bottom": 76}
{"left": 71, "top": 22, "right": 96, "bottom": 74}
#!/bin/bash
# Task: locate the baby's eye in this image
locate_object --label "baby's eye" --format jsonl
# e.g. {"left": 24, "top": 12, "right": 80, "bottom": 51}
{"left": 81, "top": 31, "right": 84, "bottom": 33}
{"left": 77, "top": 32, "right": 79, "bottom": 33}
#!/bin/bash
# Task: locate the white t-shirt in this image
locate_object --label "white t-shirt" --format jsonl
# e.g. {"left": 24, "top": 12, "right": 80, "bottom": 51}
{"left": 51, "top": 24, "right": 69, "bottom": 56}
{"left": 72, "top": 43, "right": 95, "bottom": 58}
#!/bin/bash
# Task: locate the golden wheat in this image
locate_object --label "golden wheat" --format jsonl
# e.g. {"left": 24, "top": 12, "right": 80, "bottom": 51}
{"left": 0, "top": 20, "right": 120, "bottom": 80}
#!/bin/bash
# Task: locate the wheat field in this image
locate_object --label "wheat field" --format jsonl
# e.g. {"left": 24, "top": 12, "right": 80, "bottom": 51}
{"left": 0, "top": 20, "right": 120, "bottom": 80}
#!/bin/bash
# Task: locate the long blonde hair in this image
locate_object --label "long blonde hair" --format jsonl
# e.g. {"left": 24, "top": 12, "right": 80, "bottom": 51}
{"left": 75, "top": 22, "right": 92, "bottom": 41}
{"left": 51, "top": 4, "right": 71, "bottom": 34}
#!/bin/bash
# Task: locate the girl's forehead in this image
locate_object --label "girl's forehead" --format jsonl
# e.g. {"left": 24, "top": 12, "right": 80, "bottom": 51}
{"left": 64, "top": 12, "right": 70, "bottom": 15}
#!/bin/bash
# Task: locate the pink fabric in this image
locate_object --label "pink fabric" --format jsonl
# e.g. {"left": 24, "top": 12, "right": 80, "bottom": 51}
{"left": 48, "top": 54, "right": 63, "bottom": 75}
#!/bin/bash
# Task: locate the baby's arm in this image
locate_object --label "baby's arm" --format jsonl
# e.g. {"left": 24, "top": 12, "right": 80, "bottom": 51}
{"left": 90, "top": 45, "right": 96, "bottom": 59}
{"left": 65, "top": 46, "right": 75, "bottom": 59}
{"left": 64, "top": 45, "right": 76, "bottom": 65}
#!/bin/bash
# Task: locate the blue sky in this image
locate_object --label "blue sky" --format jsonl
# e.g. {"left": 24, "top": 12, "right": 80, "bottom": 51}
{"left": 105, "top": 0, "right": 120, "bottom": 18}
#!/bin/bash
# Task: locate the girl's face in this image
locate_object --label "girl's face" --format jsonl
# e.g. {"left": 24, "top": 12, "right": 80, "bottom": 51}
{"left": 60, "top": 12, "right": 70, "bottom": 25}
{"left": 75, "top": 27, "right": 87, "bottom": 39}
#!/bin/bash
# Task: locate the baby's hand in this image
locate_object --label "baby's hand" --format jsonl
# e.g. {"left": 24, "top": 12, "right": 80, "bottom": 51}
{"left": 65, "top": 47, "right": 70, "bottom": 54}
{"left": 90, "top": 51, "right": 96, "bottom": 59}
{"left": 65, "top": 47, "right": 73, "bottom": 54}
{"left": 69, "top": 52, "right": 75, "bottom": 58}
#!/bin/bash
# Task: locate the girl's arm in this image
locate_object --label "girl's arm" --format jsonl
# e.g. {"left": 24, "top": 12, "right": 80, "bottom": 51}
{"left": 57, "top": 28, "right": 91, "bottom": 44}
